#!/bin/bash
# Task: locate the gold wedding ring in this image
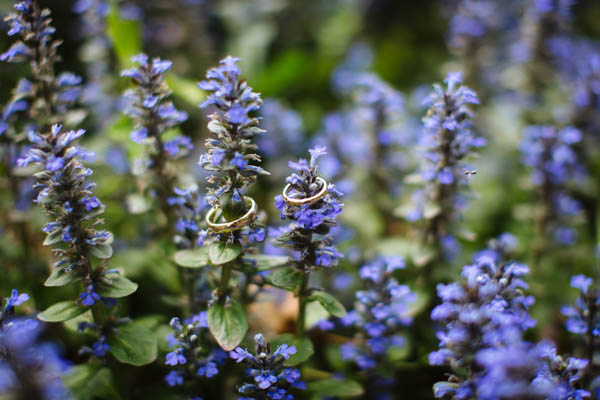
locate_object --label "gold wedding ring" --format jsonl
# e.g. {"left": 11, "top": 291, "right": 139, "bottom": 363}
{"left": 206, "top": 196, "right": 257, "bottom": 233}
{"left": 282, "top": 176, "right": 328, "bottom": 206}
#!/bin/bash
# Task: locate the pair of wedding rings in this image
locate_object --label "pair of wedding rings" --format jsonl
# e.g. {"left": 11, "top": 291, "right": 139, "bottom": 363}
{"left": 206, "top": 177, "right": 328, "bottom": 232}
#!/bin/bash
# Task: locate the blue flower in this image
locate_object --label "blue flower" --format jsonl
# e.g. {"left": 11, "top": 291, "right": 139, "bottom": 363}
{"left": 92, "top": 336, "right": 109, "bottom": 357}
{"left": 5, "top": 289, "right": 29, "bottom": 309}
{"left": 198, "top": 56, "right": 267, "bottom": 208}
{"left": 165, "top": 371, "right": 183, "bottom": 386}
{"left": 80, "top": 285, "right": 101, "bottom": 306}
{"left": 273, "top": 344, "right": 297, "bottom": 360}
{"left": 165, "top": 349, "right": 187, "bottom": 366}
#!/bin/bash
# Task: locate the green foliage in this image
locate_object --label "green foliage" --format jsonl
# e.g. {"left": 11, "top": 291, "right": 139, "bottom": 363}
{"left": 38, "top": 301, "right": 89, "bottom": 322}
{"left": 307, "top": 291, "right": 346, "bottom": 318}
{"left": 95, "top": 274, "right": 138, "bottom": 298}
{"left": 208, "top": 242, "right": 243, "bottom": 265}
{"left": 268, "top": 267, "right": 303, "bottom": 289}
{"left": 107, "top": 323, "right": 157, "bottom": 366}
{"left": 106, "top": 2, "right": 141, "bottom": 68}
{"left": 173, "top": 248, "right": 210, "bottom": 268}
{"left": 207, "top": 299, "right": 248, "bottom": 351}
{"left": 44, "top": 267, "right": 82, "bottom": 287}
{"left": 64, "top": 365, "right": 120, "bottom": 400}
{"left": 241, "top": 254, "right": 290, "bottom": 271}
{"left": 307, "top": 378, "right": 364, "bottom": 398}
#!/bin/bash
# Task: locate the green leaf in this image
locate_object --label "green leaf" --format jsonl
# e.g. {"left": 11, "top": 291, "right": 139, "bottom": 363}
{"left": 44, "top": 268, "right": 81, "bottom": 287}
{"left": 173, "top": 248, "right": 209, "bottom": 268}
{"left": 108, "top": 323, "right": 157, "bottom": 366}
{"left": 269, "top": 267, "right": 303, "bottom": 289}
{"left": 63, "top": 365, "right": 120, "bottom": 400}
{"left": 95, "top": 274, "right": 138, "bottom": 298}
{"left": 38, "top": 301, "right": 89, "bottom": 322}
{"left": 242, "top": 254, "right": 289, "bottom": 271}
{"left": 270, "top": 333, "right": 314, "bottom": 366}
{"left": 307, "top": 291, "right": 346, "bottom": 318}
{"left": 43, "top": 229, "right": 62, "bottom": 246}
{"left": 207, "top": 299, "right": 248, "bottom": 351}
{"left": 106, "top": 3, "right": 141, "bottom": 68}
{"left": 208, "top": 242, "right": 242, "bottom": 265}
{"left": 89, "top": 243, "right": 113, "bottom": 259}
{"left": 166, "top": 74, "right": 206, "bottom": 106}
{"left": 307, "top": 378, "right": 364, "bottom": 398}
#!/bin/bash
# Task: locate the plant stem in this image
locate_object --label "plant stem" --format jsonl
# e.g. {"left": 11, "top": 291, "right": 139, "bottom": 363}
{"left": 219, "top": 262, "right": 232, "bottom": 297}
{"left": 296, "top": 269, "right": 309, "bottom": 338}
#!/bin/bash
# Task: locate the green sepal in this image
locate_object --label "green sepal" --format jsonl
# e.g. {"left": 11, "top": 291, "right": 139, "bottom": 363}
{"left": 207, "top": 299, "right": 248, "bottom": 351}
{"left": 43, "top": 229, "right": 62, "bottom": 246}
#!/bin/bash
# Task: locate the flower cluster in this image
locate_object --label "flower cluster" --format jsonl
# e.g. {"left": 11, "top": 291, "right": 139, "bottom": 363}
{"left": 562, "top": 274, "right": 599, "bottom": 377}
{"left": 164, "top": 312, "right": 227, "bottom": 388}
{"left": 409, "top": 72, "right": 484, "bottom": 258}
{"left": 0, "top": 290, "right": 70, "bottom": 399}
{"left": 533, "top": 345, "right": 590, "bottom": 400}
{"left": 340, "top": 256, "right": 416, "bottom": 370}
{"left": 521, "top": 125, "right": 585, "bottom": 245}
{"left": 1, "top": 0, "right": 82, "bottom": 126}
{"left": 429, "top": 240, "right": 536, "bottom": 399}
{"left": 198, "top": 56, "right": 269, "bottom": 213}
{"left": 18, "top": 124, "right": 114, "bottom": 306}
{"left": 121, "top": 54, "right": 191, "bottom": 224}
{"left": 274, "top": 146, "right": 343, "bottom": 268}
{"left": 229, "top": 333, "right": 304, "bottom": 399}
{"left": 168, "top": 185, "right": 210, "bottom": 249}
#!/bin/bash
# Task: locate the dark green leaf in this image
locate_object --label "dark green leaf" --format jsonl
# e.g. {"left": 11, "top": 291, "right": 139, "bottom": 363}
{"left": 44, "top": 267, "right": 81, "bottom": 287}
{"left": 63, "top": 365, "right": 120, "bottom": 400}
{"left": 95, "top": 274, "right": 138, "bottom": 298}
{"left": 269, "top": 267, "right": 303, "bottom": 289}
{"left": 208, "top": 299, "right": 248, "bottom": 351}
{"left": 108, "top": 323, "right": 157, "bottom": 366}
{"left": 270, "top": 333, "right": 314, "bottom": 366}
{"left": 307, "top": 291, "right": 346, "bottom": 318}
{"left": 173, "top": 248, "right": 209, "bottom": 268}
{"left": 307, "top": 378, "right": 364, "bottom": 398}
{"left": 242, "top": 254, "right": 290, "bottom": 271}
{"left": 38, "top": 301, "right": 89, "bottom": 322}
{"left": 208, "top": 242, "right": 242, "bottom": 265}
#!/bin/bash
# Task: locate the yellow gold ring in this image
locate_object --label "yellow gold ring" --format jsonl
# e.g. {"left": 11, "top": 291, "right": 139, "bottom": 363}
{"left": 206, "top": 196, "right": 257, "bottom": 233}
{"left": 282, "top": 176, "right": 328, "bottom": 206}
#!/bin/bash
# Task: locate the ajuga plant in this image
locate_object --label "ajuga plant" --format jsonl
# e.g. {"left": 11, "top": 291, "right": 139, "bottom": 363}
{"left": 191, "top": 56, "right": 269, "bottom": 351}
{"left": 229, "top": 333, "right": 305, "bottom": 399}
{"left": 340, "top": 256, "right": 415, "bottom": 367}
{"left": 273, "top": 146, "right": 344, "bottom": 336}
{"left": 562, "top": 274, "right": 600, "bottom": 389}
{"left": 520, "top": 125, "right": 585, "bottom": 253}
{"left": 338, "top": 256, "right": 416, "bottom": 397}
{"left": 18, "top": 122, "right": 156, "bottom": 366}
{"left": 1, "top": 0, "right": 82, "bottom": 129}
{"left": 169, "top": 184, "right": 210, "bottom": 249}
{"left": 0, "top": 290, "right": 70, "bottom": 399}
{"left": 163, "top": 312, "right": 228, "bottom": 396}
{"left": 429, "top": 237, "right": 536, "bottom": 398}
{"left": 121, "top": 54, "right": 191, "bottom": 232}
{"left": 408, "top": 72, "right": 484, "bottom": 265}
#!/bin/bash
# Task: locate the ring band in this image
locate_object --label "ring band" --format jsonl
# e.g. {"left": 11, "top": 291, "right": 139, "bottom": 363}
{"left": 206, "top": 196, "right": 257, "bottom": 233}
{"left": 282, "top": 176, "right": 328, "bottom": 206}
